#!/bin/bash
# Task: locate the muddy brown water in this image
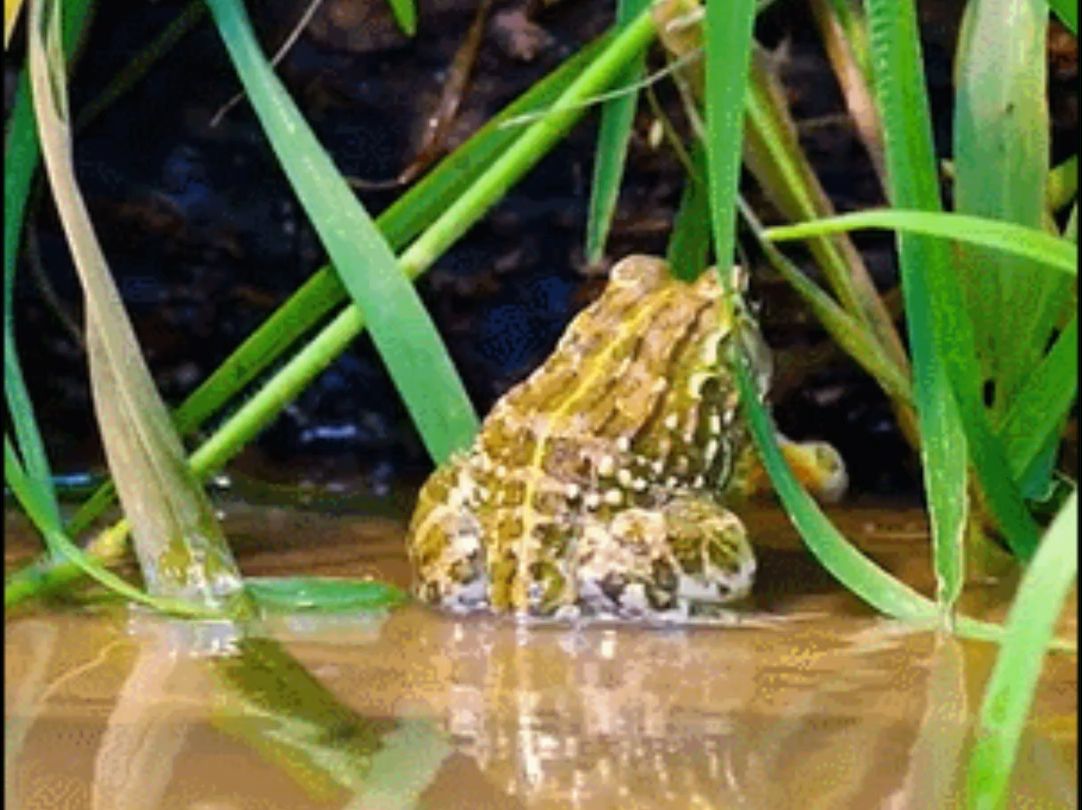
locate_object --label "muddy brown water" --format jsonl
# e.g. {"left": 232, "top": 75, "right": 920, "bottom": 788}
{"left": 5, "top": 499, "right": 1077, "bottom": 809}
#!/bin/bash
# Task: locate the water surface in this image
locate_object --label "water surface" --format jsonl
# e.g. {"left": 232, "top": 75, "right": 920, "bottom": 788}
{"left": 5, "top": 499, "right": 1076, "bottom": 809}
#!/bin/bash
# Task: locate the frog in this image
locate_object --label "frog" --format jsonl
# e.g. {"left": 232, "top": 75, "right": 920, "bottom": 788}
{"left": 406, "top": 255, "right": 847, "bottom": 622}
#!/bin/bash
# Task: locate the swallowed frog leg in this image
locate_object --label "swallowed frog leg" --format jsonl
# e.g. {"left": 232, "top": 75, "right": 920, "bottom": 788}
{"left": 731, "top": 434, "right": 848, "bottom": 504}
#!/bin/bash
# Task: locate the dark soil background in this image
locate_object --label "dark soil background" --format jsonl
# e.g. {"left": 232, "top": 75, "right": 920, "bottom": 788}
{"left": 6, "top": 0, "right": 1078, "bottom": 501}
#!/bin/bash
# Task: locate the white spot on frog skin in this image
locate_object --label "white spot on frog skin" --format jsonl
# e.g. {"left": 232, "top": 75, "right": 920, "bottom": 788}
{"left": 616, "top": 469, "right": 633, "bottom": 487}
{"left": 615, "top": 436, "right": 631, "bottom": 452}
{"left": 598, "top": 455, "right": 616, "bottom": 477}
{"left": 703, "top": 438, "right": 720, "bottom": 468}
{"left": 604, "top": 489, "right": 623, "bottom": 506}
{"left": 496, "top": 464, "right": 508, "bottom": 478}
{"left": 585, "top": 493, "right": 602, "bottom": 510}
{"left": 651, "top": 459, "right": 664, "bottom": 475}
{"left": 688, "top": 372, "right": 712, "bottom": 398}
{"left": 632, "top": 477, "right": 648, "bottom": 491}
{"left": 619, "top": 583, "right": 649, "bottom": 614}
{"left": 709, "top": 413, "right": 722, "bottom": 436}
{"left": 650, "top": 378, "right": 668, "bottom": 394}
{"left": 691, "top": 475, "right": 705, "bottom": 488}
{"left": 663, "top": 413, "right": 679, "bottom": 431}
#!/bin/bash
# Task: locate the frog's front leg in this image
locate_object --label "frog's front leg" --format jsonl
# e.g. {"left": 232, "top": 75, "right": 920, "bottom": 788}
{"left": 575, "top": 494, "right": 756, "bottom": 620}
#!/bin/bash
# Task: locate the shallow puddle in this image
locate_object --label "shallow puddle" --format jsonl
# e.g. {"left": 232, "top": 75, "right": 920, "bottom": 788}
{"left": 5, "top": 499, "right": 1077, "bottom": 809}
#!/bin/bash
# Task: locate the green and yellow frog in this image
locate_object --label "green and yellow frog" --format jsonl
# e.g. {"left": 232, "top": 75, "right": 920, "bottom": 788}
{"left": 407, "top": 256, "right": 846, "bottom": 621}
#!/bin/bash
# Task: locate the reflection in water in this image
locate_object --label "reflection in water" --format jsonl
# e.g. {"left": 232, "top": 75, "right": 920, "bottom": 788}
{"left": 4, "top": 503, "right": 1077, "bottom": 809}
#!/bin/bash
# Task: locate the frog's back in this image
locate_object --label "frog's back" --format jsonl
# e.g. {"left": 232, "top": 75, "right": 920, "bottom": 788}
{"left": 407, "top": 256, "right": 763, "bottom": 618}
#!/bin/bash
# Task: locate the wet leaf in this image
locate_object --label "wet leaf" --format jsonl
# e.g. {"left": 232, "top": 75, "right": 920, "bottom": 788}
{"left": 245, "top": 577, "right": 408, "bottom": 613}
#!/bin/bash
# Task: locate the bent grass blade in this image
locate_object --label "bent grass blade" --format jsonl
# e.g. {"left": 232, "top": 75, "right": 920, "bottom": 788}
{"left": 27, "top": 0, "right": 249, "bottom": 611}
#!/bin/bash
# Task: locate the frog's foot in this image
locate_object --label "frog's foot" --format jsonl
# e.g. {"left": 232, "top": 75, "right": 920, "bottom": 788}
{"left": 739, "top": 434, "right": 848, "bottom": 503}
{"left": 574, "top": 495, "right": 756, "bottom": 620}
{"left": 660, "top": 495, "right": 756, "bottom": 606}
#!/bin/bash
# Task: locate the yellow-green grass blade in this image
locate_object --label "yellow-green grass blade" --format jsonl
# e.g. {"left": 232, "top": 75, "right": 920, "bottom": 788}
{"left": 1049, "top": 0, "right": 1077, "bottom": 33}
{"left": 7, "top": 9, "right": 659, "bottom": 607}
{"left": 808, "top": 0, "right": 886, "bottom": 187}
{"left": 666, "top": 141, "right": 711, "bottom": 280}
{"left": 954, "top": 0, "right": 1060, "bottom": 421}
{"left": 865, "top": 0, "right": 970, "bottom": 614}
{"left": 964, "top": 492, "right": 1077, "bottom": 809}
{"left": 740, "top": 199, "right": 913, "bottom": 407}
{"left": 1047, "top": 154, "right": 1078, "bottom": 214}
{"left": 74, "top": 1, "right": 205, "bottom": 131}
{"left": 585, "top": 0, "right": 651, "bottom": 263}
{"left": 764, "top": 210, "right": 1077, "bottom": 276}
{"left": 28, "top": 0, "right": 249, "bottom": 609}
{"left": 62, "top": 33, "right": 612, "bottom": 539}
{"left": 206, "top": 0, "right": 478, "bottom": 465}
{"left": 4, "top": 0, "right": 23, "bottom": 47}
{"left": 4, "top": 0, "right": 92, "bottom": 549}
{"left": 744, "top": 46, "right": 907, "bottom": 369}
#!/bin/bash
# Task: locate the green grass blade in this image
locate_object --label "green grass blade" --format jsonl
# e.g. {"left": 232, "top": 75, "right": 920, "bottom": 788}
{"left": 864, "top": 0, "right": 971, "bottom": 610}
{"left": 742, "top": 376, "right": 938, "bottom": 622}
{"left": 1049, "top": 0, "right": 1076, "bottom": 33}
{"left": 666, "top": 141, "right": 711, "bottom": 280}
{"left": 584, "top": 0, "right": 651, "bottom": 263}
{"left": 964, "top": 492, "right": 1077, "bottom": 809}
{"left": 383, "top": 0, "right": 417, "bottom": 37}
{"left": 206, "top": 0, "right": 478, "bottom": 465}
{"left": 954, "top": 0, "right": 1058, "bottom": 418}
{"left": 168, "top": 33, "right": 612, "bottom": 439}
{"left": 997, "top": 313, "right": 1078, "bottom": 483}
{"left": 29, "top": 0, "right": 248, "bottom": 608}
{"left": 244, "top": 576, "right": 407, "bottom": 612}
{"left": 764, "top": 210, "right": 1077, "bottom": 276}
{"left": 702, "top": 0, "right": 757, "bottom": 273}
